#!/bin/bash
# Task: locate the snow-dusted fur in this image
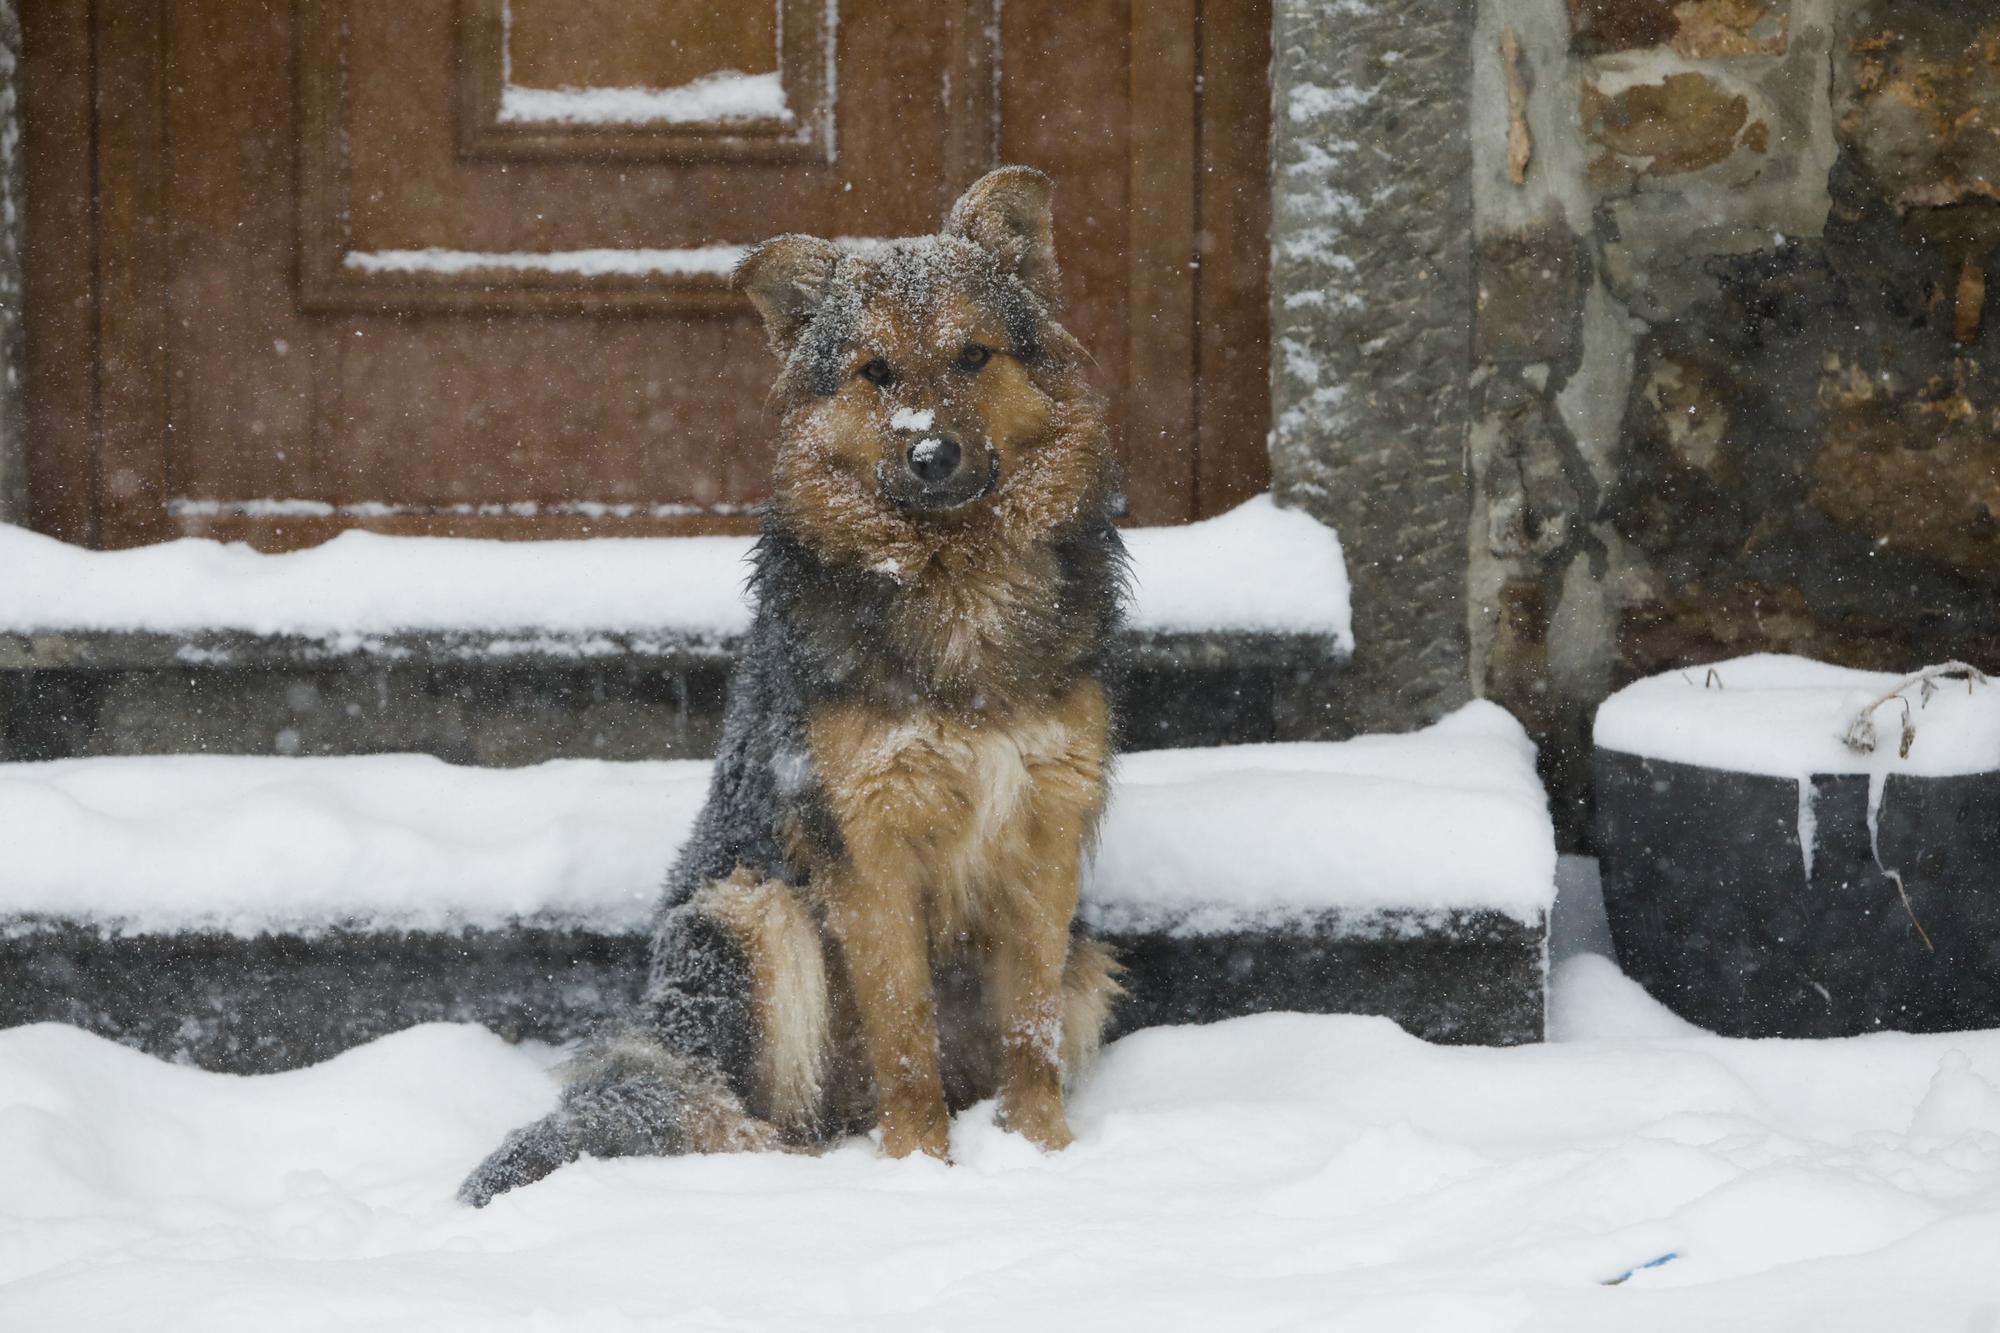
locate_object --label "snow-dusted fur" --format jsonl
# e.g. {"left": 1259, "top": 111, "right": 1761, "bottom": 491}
{"left": 460, "top": 168, "right": 1126, "bottom": 1207}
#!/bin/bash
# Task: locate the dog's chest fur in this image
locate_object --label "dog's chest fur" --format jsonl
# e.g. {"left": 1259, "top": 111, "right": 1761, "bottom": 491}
{"left": 880, "top": 553, "right": 1050, "bottom": 696}
{"left": 806, "top": 683, "right": 1106, "bottom": 945}
{"left": 758, "top": 520, "right": 1116, "bottom": 719}
{"left": 748, "top": 506, "right": 1120, "bottom": 944}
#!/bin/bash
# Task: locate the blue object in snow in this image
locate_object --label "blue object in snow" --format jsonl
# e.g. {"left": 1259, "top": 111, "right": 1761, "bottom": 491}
{"left": 1602, "top": 1252, "right": 1679, "bottom": 1286}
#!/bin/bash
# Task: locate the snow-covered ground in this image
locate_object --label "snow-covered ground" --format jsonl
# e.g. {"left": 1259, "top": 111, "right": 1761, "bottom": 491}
{"left": 0, "top": 495, "right": 1352, "bottom": 649}
{"left": 0, "top": 702, "right": 1547, "bottom": 936}
{"left": 8, "top": 916, "right": 2000, "bottom": 1331}
{"left": 4, "top": 675, "right": 1996, "bottom": 1326}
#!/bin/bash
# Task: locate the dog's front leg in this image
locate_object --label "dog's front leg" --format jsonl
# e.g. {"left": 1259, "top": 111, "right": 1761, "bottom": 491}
{"left": 988, "top": 883, "right": 1078, "bottom": 1151}
{"left": 809, "top": 705, "right": 954, "bottom": 1160}
{"left": 991, "top": 682, "right": 1109, "bottom": 1151}
{"left": 825, "top": 860, "right": 952, "bottom": 1161}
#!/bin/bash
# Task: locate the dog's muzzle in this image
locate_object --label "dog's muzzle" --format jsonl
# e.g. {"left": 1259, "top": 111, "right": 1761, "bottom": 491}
{"left": 882, "top": 434, "right": 997, "bottom": 512}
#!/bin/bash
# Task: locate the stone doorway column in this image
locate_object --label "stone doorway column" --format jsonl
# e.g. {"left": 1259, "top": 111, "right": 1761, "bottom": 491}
{"left": 1268, "top": 0, "right": 1477, "bottom": 738}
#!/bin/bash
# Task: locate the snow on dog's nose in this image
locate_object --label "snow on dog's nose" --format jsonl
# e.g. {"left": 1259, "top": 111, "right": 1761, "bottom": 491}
{"left": 907, "top": 435, "right": 962, "bottom": 483}
{"left": 882, "top": 404, "right": 990, "bottom": 511}
{"left": 890, "top": 407, "right": 963, "bottom": 482}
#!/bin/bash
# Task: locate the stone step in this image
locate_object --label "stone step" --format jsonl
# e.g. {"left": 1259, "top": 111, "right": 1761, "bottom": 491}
{"left": 0, "top": 497, "right": 1356, "bottom": 763}
{"left": 0, "top": 704, "right": 1555, "bottom": 1063}
{"left": 0, "top": 911, "right": 1548, "bottom": 1074}
{"left": 0, "top": 626, "right": 1350, "bottom": 764}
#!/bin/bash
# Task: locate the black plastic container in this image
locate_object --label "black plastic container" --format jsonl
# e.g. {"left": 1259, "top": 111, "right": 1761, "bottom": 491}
{"left": 1595, "top": 748, "right": 2000, "bottom": 1037}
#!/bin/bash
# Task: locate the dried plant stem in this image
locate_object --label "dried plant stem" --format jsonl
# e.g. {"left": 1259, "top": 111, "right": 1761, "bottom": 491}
{"left": 1840, "top": 661, "right": 1990, "bottom": 755}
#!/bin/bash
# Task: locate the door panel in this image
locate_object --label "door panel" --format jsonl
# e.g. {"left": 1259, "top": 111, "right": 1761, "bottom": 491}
{"left": 22, "top": 0, "right": 1269, "bottom": 550}
{"left": 462, "top": 0, "right": 813, "bottom": 162}
{"left": 309, "top": 0, "right": 900, "bottom": 312}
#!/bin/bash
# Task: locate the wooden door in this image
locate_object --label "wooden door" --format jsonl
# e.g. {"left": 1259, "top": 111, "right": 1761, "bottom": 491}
{"left": 22, "top": 0, "right": 1270, "bottom": 551}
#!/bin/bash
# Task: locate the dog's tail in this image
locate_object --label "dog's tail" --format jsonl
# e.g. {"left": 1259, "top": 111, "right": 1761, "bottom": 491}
{"left": 1061, "top": 932, "right": 1124, "bottom": 1083}
{"left": 457, "top": 1031, "right": 780, "bottom": 1208}
{"left": 457, "top": 871, "right": 827, "bottom": 1207}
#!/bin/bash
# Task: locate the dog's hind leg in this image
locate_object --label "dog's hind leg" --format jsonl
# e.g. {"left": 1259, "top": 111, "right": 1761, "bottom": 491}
{"left": 458, "top": 869, "right": 824, "bottom": 1207}
{"left": 689, "top": 869, "right": 834, "bottom": 1135}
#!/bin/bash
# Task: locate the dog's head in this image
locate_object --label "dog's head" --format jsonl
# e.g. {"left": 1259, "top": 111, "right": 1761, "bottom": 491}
{"left": 736, "top": 168, "right": 1109, "bottom": 568}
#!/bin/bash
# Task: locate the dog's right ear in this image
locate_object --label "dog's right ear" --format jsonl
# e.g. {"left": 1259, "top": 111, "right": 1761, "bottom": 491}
{"left": 735, "top": 235, "right": 842, "bottom": 359}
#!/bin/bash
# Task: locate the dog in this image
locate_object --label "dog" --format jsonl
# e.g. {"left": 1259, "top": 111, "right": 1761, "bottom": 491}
{"left": 459, "top": 166, "right": 1127, "bottom": 1206}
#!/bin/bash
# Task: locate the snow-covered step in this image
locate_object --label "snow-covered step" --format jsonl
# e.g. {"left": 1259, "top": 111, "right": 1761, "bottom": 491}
{"left": 0, "top": 496, "right": 1351, "bottom": 649}
{"left": 0, "top": 704, "right": 1554, "bottom": 1065}
{"left": 0, "top": 497, "right": 1354, "bottom": 763}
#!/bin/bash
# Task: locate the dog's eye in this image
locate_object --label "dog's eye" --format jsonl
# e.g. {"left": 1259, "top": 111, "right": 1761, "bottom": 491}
{"left": 955, "top": 344, "right": 992, "bottom": 373}
{"left": 859, "top": 358, "right": 895, "bottom": 387}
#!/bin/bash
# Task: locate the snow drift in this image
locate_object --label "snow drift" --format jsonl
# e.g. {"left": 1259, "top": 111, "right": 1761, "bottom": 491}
{"left": 5, "top": 960, "right": 2000, "bottom": 1330}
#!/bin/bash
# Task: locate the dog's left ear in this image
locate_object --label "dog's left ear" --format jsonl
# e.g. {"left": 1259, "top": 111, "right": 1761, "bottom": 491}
{"left": 947, "top": 166, "right": 1059, "bottom": 307}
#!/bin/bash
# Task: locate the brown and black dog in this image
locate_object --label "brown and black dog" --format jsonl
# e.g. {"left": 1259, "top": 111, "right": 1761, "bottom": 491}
{"left": 461, "top": 167, "right": 1126, "bottom": 1204}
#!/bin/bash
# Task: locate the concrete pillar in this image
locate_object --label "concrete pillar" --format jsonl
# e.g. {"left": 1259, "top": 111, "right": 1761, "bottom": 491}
{"left": 1268, "top": 0, "right": 1477, "bottom": 736}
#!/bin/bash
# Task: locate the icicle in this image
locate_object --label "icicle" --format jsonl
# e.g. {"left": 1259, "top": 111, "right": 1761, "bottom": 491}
{"left": 1796, "top": 776, "right": 1816, "bottom": 885}
{"left": 1865, "top": 768, "right": 1886, "bottom": 869}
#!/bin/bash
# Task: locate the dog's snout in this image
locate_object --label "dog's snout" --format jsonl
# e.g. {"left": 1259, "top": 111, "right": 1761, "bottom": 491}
{"left": 880, "top": 420, "right": 991, "bottom": 512}
{"left": 907, "top": 435, "right": 963, "bottom": 484}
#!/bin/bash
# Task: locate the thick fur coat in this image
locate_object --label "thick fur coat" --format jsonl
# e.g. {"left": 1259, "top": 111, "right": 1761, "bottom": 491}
{"left": 461, "top": 168, "right": 1126, "bottom": 1206}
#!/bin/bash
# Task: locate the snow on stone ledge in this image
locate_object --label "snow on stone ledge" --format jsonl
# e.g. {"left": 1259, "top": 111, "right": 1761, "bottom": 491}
{"left": 1086, "top": 701, "right": 1553, "bottom": 934}
{"left": 1595, "top": 654, "right": 2000, "bottom": 780}
{"left": 0, "top": 495, "right": 1351, "bottom": 648}
{"left": 1122, "top": 495, "right": 1349, "bottom": 643}
{"left": 0, "top": 704, "right": 1549, "bottom": 938}
{"left": 0, "top": 756, "right": 698, "bottom": 937}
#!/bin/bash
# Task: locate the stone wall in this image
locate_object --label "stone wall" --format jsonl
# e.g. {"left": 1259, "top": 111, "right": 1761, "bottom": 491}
{"left": 1278, "top": 0, "right": 2000, "bottom": 841}
{"left": 0, "top": 0, "right": 24, "bottom": 528}
{"left": 1472, "top": 0, "right": 2000, "bottom": 836}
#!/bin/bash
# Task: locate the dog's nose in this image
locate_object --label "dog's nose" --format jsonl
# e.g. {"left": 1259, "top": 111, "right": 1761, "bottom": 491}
{"left": 906, "top": 435, "right": 963, "bottom": 484}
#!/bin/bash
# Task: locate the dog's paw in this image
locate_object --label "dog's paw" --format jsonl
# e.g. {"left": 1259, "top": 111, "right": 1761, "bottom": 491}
{"left": 456, "top": 1114, "right": 583, "bottom": 1208}
{"left": 998, "top": 1093, "right": 1074, "bottom": 1152}
{"left": 878, "top": 1101, "right": 953, "bottom": 1163}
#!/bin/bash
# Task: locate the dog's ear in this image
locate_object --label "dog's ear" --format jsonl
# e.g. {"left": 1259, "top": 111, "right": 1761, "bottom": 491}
{"left": 735, "top": 235, "right": 842, "bottom": 359}
{"left": 947, "top": 166, "right": 1059, "bottom": 306}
